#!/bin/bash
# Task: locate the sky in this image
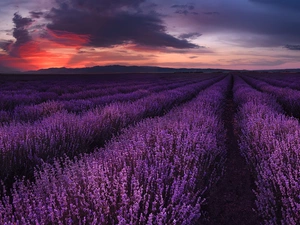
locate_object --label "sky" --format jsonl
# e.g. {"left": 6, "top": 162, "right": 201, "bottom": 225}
{"left": 0, "top": 0, "right": 300, "bottom": 72}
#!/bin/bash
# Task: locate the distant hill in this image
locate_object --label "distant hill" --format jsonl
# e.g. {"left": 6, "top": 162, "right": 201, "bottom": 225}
{"left": 257, "top": 69, "right": 300, "bottom": 73}
{"left": 2, "top": 65, "right": 300, "bottom": 75}
{"left": 0, "top": 66, "right": 20, "bottom": 74}
{"left": 25, "top": 65, "right": 231, "bottom": 74}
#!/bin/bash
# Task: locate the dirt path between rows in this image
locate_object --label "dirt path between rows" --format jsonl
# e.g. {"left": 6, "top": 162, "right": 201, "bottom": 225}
{"left": 202, "top": 78, "right": 260, "bottom": 225}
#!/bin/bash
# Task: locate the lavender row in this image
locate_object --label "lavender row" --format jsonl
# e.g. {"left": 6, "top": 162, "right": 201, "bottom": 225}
{"left": 59, "top": 78, "right": 201, "bottom": 102}
{"left": 0, "top": 74, "right": 204, "bottom": 111}
{"left": 58, "top": 82, "right": 154, "bottom": 101}
{"left": 257, "top": 73, "right": 300, "bottom": 84}
{"left": 234, "top": 76, "right": 300, "bottom": 225}
{"left": 0, "top": 73, "right": 215, "bottom": 98}
{"left": 0, "top": 77, "right": 209, "bottom": 125}
{"left": 0, "top": 80, "right": 156, "bottom": 111}
{"left": 242, "top": 75, "right": 300, "bottom": 118}
{"left": 0, "top": 76, "right": 224, "bottom": 184}
{"left": 0, "top": 76, "right": 230, "bottom": 225}
{"left": 0, "top": 75, "right": 208, "bottom": 113}
{"left": 245, "top": 73, "right": 300, "bottom": 91}
{"left": 0, "top": 73, "right": 199, "bottom": 94}
{"left": 0, "top": 76, "right": 157, "bottom": 94}
{"left": 0, "top": 73, "right": 211, "bottom": 96}
{"left": 0, "top": 80, "right": 130, "bottom": 95}
{"left": 57, "top": 78, "right": 198, "bottom": 101}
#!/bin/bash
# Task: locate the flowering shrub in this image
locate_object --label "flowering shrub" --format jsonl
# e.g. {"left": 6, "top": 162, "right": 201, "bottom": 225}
{"left": 0, "top": 76, "right": 224, "bottom": 184}
{"left": 248, "top": 74, "right": 300, "bottom": 91}
{"left": 242, "top": 75, "right": 300, "bottom": 118}
{"left": 0, "top": 78, "right": 209, "bottom": 124}
{"left": 0, "top": 76, "right": 229, "bottom": 224}
{"left": 234, "top": 76, "right": 300, "bottom": 225}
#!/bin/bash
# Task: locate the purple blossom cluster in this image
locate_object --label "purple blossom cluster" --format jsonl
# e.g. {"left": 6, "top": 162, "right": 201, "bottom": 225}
{"left": 234, "top": 76, "right": 300, "bottom": 225}
{"left": 0, "top": 77, "right": 230, "bottom": 224}
{"left": 0, "top": 80, "right": 151, "bottom": 112}
{"left": 255, "top": 73, "right": 300, "bottom": 84}
{"left": 246, "top": 73, "right": 300, "bottom": 91}
{"left": 2, "top": 89, "right": 149, "bottom": 124}
{"left": 0, "top": 75, "right": 224, "bottom": 184}
{"left": 0, "top": 78, "right": 210, "bottom": 125}
{"left": 242, "top": 75, "right": 300, "bottom": 118}
{"left": 0, "top": 76, "right": 193, "bottom": 112}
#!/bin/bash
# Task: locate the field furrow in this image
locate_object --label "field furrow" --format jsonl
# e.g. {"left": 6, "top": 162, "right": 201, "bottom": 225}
{"left": 204, "top": 76, "right": 259, "bottom": 225}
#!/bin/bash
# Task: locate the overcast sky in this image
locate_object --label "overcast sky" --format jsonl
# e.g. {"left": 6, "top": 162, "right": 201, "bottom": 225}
{"left": 0, "top": 0, "right": 300, "bottom": 71}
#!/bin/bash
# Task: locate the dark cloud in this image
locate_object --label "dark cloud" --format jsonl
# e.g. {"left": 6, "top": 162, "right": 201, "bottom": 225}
{"left": 12, "top": 13, "right": 33, "bottom": 48}
{"left": 179, "top": 32, "right": 202, "bottom": 40}
{"left": 175, "top": 9, "right": 189, "bottom": 15}
{"left": 189, "top": 56, "right": 198, "bottom": 59}
{"left": 147, "top": 3, "right": 158, "bottom": 8}
{"left": 45, "top": 0, "right": 198, "bottom": 49}
{"left": 13, "top": 28, "right": 31, "bottom": 47}
{"left": 30, "top": 11, "right": 44, "bottom": 18}
{"left": 0, "top": 13, "right": 34, "bottom": 57}
{"left": 250, "top": 0, "right": 300, "bottom": 10}
{"left": 285, "top": 45, "right": 300, "bottom": 51}
{"left": 0, "top": 40, "right": 13, "bottom": 52}
{"left": 1, "top": 13, "right": 33, "bottom": 56}
{"left": 183, "top": 3, "right": 300, "bottom": 49}
{"left": 127, "top": 44, "right": 209, "bottom": 54}
{"left": 171, "top": 4, "right": 194, "bottom": 10}
{"left": 171, "top": 4, "right": 197, "bottom": 15}
{"left": 13, "top": 13, "right": 32, "bottom": 28}
{"left": 203, "top": 12, "right": 220, "bottom": 15}
{"left": 175, "top": 10, "right": 198, "bottom": 16}
{"left": 56, "top": 0, "right": 145, "bottom": 13}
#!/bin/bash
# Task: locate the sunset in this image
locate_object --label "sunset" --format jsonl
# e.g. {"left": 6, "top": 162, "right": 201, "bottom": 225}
{"left": 1, "top": 0, "right": 300, "bottom": 72}
{"left": 0, "top": 1, "right": 300, "bottom": 225}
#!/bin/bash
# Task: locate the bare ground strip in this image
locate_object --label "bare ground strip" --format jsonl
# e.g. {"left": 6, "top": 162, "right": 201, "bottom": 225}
{"left": 202, "top": 78, "right": 260, "bottom": 225}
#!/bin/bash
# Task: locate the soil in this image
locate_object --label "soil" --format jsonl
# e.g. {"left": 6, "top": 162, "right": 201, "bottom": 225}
{"left": 201, "top": 78, "right": 260, "bottom": 225}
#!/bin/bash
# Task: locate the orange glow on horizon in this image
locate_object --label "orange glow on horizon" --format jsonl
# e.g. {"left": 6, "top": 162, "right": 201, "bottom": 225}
{"left": 0, "top": 31, "right": 90, "bottom": 71}
{"left": 1, "top": 32, "right": 299, "bottom": 71}
{"left": 0, "top": 54, "right": 38, "bottom": 71}
{"left": 18, "top": 41, "right": 70, "bottom": 69}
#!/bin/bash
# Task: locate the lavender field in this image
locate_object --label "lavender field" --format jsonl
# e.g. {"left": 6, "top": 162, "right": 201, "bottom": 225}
{"left": 0, "top": 73, "right": 299, "bottom": 225}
